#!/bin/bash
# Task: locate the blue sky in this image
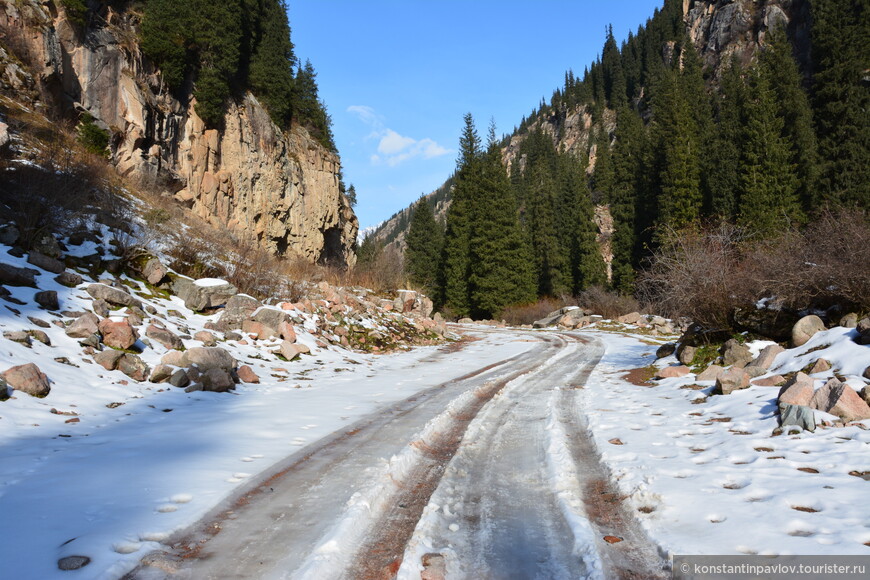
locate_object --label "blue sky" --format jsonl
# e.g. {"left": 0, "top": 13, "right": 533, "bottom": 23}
{"left": 288, "top": 1, "right": 664, "bottom": 230}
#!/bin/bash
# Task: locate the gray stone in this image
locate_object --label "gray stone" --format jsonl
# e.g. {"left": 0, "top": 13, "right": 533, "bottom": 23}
{"left": 66, "top": 312, "right": 100, "bottom": 338}
{"left": 200, "top": 367, "right": 235, "bottom": 392}
{"left": 533, "top": 307, "right": 577, "bottom": 329}
{"left": 149, "top": 364, "right": 174, "bottom": 383}
{"left": 856, "top": 317, "right": 870, "bottom": 346}
{"left": 117, "top": 354, "right": 149, "bottom": 382}
{"left": 751, "top": 344, "right": 785, "bottom": 370}
{"left": 742, "top": 365, "right": 767, "bottom": 378}
{"left": 715, "top": 367, "right": 750, "bottom": 395}
{"left": 732, "top": 306, "right": 799, "bottom": 342}
{"left": 840, "top": 313, "right": 859, "bottom": 328}
{"left": 0, "top": 222, "right": 19, "bottom": 246}
{"left": 28, "top": 329, "right": 50, "bottom": 346}
{"left": 1, "top": 363, "right": 50, "bottom": 397}
{"left": 696, "top": 364, "right": 725, "bottom": 382}
{"left": 26, "top": 251, "right": 64, "bottom": 274}
{"left": 778, "top": 403, "right": 815, "bottom": 432}
{"left": 31, "top": 234, "right": 61, "bottom": 258}
{"left": 0, "top": 262, "right": 39, "bottom": 287}
{"left": 168, "top": 369, "right": 190, "bottom": 388}
{"left": 4, "top": 331, "right": 31, "bottom": 346}
{"left": 86, "top": 283, "right": 142, "bottom": 308}
{"left": 677, "top": 345, "right": 697, "bottom": 366}
{"left": 792, "top": 315, "right": 826, "bottom": 347}
{"left": 655, "top": 343, "right": 676, "bottom": 359}
{"left": 54, "top": 271, "right": 83, "bottom": 287}
{"left": 216, "top": 294, "right": 263, "bottom": 331}
{"left": 143, "top": 258, "right": 168, "bottom": 285}
{"left": 27, "top": 316, "right": 50, "bottom": 328}
{"left": 57, "top": 556, "right": 91, "bottom": 571}
{"left": 182, "top": 347, "right": 236, "bottom": 372}
{"left": 92, "top": 298, "right": 110, "bottom": 318}
{"left": 252, "top": 306, "right": 291, "bottom": 331}
{"left": 94, "top": 349, "right": 124, "bottom": 371}
{"left": 721, "top": 339, "right": 752, "bottom": 368}
{"left": 34, "top": 290, "right": 59, "bottom": 310}
{"left": 177, "top": 277, "right": 238, "bottom": 311}
{"left": 145, "top": 324, "right": 184, "bottom": 350}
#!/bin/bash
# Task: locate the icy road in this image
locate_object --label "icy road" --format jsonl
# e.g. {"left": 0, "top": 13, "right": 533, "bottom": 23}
{"left": 128, "top": 330, "right": 667, "bottom": 580}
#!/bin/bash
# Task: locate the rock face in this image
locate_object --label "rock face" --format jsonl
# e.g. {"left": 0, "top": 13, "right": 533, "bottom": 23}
{"left": 0, "top": 1, "right": 357, "bottom": 267}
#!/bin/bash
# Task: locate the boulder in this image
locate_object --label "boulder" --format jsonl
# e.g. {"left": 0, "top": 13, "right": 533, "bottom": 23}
{"left": 168, "top": 369, "right": 190, "bottom": 388}
{"left": 809, "top": 378, "right": 870, "bottom": 422}
{"left": 394, "top": 290, "right": 417, "bottom": 313}
{"left": 27, "top": 251, "right": 65, "bottom": 274}
{"left": 778, "top": 373, "right": 815, "bottom": 407}
{"left": 751, "top": 344, "right": 785, "bottom": 370}
{"left": 533, "top": 307, "right": 577, "bottom": 329}
{"left": 237, "top": 365, "right": 260, "bottom": 384}
{"left": 241, "top": 320, "right": 277, "bottom": 340}
{"left": 54, "top": 271, "right": 83, "bottom": 287}
{"left": 839, "top": 313, "right": 859, "bottom": 328}
{"left": 98, "top": 318, "right": 139, "bottom": 350}
{"left": 143, "top": 258, "right": 168, "bottom": 285}
{"left": 161, "top": 350, "right": 186, "bottom": 367}
{"left": 742, "top": 365, "right": 767, "bottom": 378}
{"left": 808, "top": 358, "right": 832, "bottom": 374}
{"left": 194, "top": 330, "right": 217, "bottom": 346}
{"left": 92, "top": 299, "right": 110, "bottom": 318}
{"left": 779, "top": 403, "right": 816, "bottom": 432}
{"left": 715, "top": 367, "right": 750, "bottom": 395}
{"left": 0, "top": 222, "right": 19, "bottom": 246}
{"left": 677, "top": 323, "right": 732, "bottom": 348}
{"left": 178, "top": 278, "right": 238, "bottom": 311}
{"left": 861, "top": 385, "right": 870, "bottom": 405}
{"left": 94, "top": 349, "right": 125, "bottom": 371}
{"left": 86, "top": 283, "right": 142, "bottom": 308}
{"left": 721, "top": 339, "right": 752, "bottom": 368}
{"left": 200, "top": 368, "right": 235, "bottom": 392}
{"left": 4, "top": 331, "right": 31, "bottom": 346}
{"left": 280, "top": 341, "right": 310, "bottom": 360}
{"left": 791, "top": 315, "right": 826, "bottom": 348}
{"left": 278, "top": 321, "right": 297, "bottom": 343}
{"left": 0, "top": 262, "right": 39, "bottom": 287}
{"left": 149, "top": 364, "right": 174, "bottom": 383}
{"left": 732, "top": 306, "right": 799, "bottom": 342}
{"left": 34, "top": 290, "right": 59, "bottom": 310}
{"left": 117, "top": 354, "right": 149, "bottom": 382}
{"left": 28, "top": 329, "right": 50, "bottom": 346}
{"left": 182, "top": 347, "right": 236, "bottom": 372}
{"left": 752, "top": 374, "right": 787, "bottom": 387}
{"left": 251, "top": 307, "right": 291, "bottom": 331}
{"left": 656, "top": 365, "right": 690, "bottom": 379}
{"left": 677, "top": 345, "right": 696, "bottom": 366}
{"left": 696, "top": 364, "right": 725, "bottom": 382}
{"left": 855, "top": 317, "right": 870, "bottom": 346}
{"left": 617, "top": 311, "right": 643, "bottom": 325}
{"left": 1, "top": 363, "right": 50, "bottom": 397}
{"left": 31, "top": 234, "right": 61, "bottom": 258}
{"left": 145, "top": 324, "right": 184, "bottom": 350}
{"left": 216, "top": 294, "right": 262, "bottom": 331}
{"left": 655, "top": 343, "right": 676, "bottom": 359}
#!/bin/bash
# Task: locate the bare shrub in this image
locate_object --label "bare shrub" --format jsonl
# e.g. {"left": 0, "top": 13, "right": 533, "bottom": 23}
{"left": 344, "top": 245, "right": 406, "bottom": 293}
{"left": 577, "top": 285, "right": 640, "bottom": 319}
{"left": 500, "top": 296, "right": 576, "bottom": 326}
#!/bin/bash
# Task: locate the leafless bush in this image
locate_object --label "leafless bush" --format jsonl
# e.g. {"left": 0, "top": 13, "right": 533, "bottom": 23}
{"left": 578, "top": 285, "right": 640, "bottom": 319}
{"left": 500, "top": 296, "right": 577, "bottom": 326}
{"left": 344, "top": 245, "right": 406, "bottom": 293}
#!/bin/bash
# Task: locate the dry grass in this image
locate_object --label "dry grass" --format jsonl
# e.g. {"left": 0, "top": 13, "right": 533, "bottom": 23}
{"left": 577, "top": 285, "right": 640, "bottom": 319}
{"left": 499, "top": 296, "right": 578, "bottom": 326}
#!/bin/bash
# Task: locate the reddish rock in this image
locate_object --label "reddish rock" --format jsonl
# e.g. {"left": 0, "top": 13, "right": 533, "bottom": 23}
{"left": 278, "top": 321, "right": 297, "bottom": 343}
{"left": 194, "top": 330, "right": 217, "bottom": 346}
{"left": 98, "top": 318, "right": 139, "bottom": 350}
{"left": 752, "top": 375, "right": 787, "bottom": 387}
{"left": 752, "top": 344, "right": 785, "bottom": 370}
{"left": 696, "top": 365, "right": 725, "bottom": 382}
{"left": 280, "top": 341, "right": 310, "bottom": 360}
{"left": 1, "top": 363, "right": 50, "bottom": 397}
{"left": 809, "top": 378, "right": 870, "bottom": 422}
{"left": 237, "top": 365, "right": 260, "bottom": 384}
{"left": 808, "top": 358, "right": 832, "bottom": 374}
{"left": 145, "top": 324, "right": 184, "bottom": 350}
{"left": 778, "top": 373, "right": 815, "bottom": 407}
{"left": 715, "top": 367, "right": 750, "bottom": 395}
{"left": 656, "top": 365, "right": 690, "bottom": 379}
{"left": 161, "top": 350, "right": 185, "bottom": 367}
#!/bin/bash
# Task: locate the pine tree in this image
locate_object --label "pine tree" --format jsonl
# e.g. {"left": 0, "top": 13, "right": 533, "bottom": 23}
{"left": 294, "top": 60, "right": 336, "bottom": 150}
{"left": 707, "top": 56, "right": 745, "bottom": 219}
{"left": 610, "top": 104, "right": 646, "bottom": 292}
{"left": 248, "top": 0, "right": 296, "bottom": 128}
{"left": 405, "top": 196, "right": 443, "bottom": 298}
{"left": 468, "top": 125, "right": 537, "bottom": 318}
{"left": 440, "top": 113, "right": 481, "bottom": 317}
{"left": 140, "top": 0, "right": 193, "bottom": 91}
{"left": 738, "top": 65, "right": 802, "bottom": 237}
{"left": 810, "top": 0, "right": 870, "bottom": 207}
{"left": 602, "top": 25, "right": 628, "bottom": 109}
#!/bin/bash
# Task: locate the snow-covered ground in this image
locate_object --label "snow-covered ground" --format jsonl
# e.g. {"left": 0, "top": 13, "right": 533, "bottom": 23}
{"left": 580, "top": 327, "right": 870, "bottom": 558}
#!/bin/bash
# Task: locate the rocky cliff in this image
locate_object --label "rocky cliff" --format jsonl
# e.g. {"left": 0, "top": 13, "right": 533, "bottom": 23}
{"left": 0, "top": 0, "right": 357, "bottom": 267}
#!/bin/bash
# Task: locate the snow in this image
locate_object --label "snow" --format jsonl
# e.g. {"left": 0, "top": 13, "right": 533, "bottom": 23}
{"left": 192, "top": 277, "right": 230, "bottom": 287}
{"left": 579, "top": 327, "right": 870, "bottom": 558}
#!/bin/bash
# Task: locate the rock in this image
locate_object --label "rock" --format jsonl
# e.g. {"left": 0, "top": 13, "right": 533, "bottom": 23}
{"left": 855, "top": 317, "right": 870, "bottom": 346}
{"left": 862, "top": 385, "right": 870, "bottom": 405}
{"left": 34, "top": 290, "right": 59, "bottom": 310}
{"left": 237, "top": 365, "right": 260, "bottom": 384}
{"left": 752, "top": 374, "right": 787, "bottom": 387}
{"left": 779, "top": 403, "right": 816, "bottom": 432}
{"left": 117, "top": 354, "right": 149, "bottom": 382}
{"left": 98, "top": 318, "right": 139, "bottom": 350}
{"left": 809, "top": 358, "right": 832, "bottom": 374}
{"left": 178, "top": 278, "right": 238, "bottom": 311}
{"left": 394, "top": 289, "right": 417, "bottom": 313}
{"left": 809, "top": 378, "right": 870, "bottom": 422}
{"left": 280, "top": 341, "right": 310, "bottom": 360}
{"left": 778, "top": 372, "right": 815, "bottom": 407}
{"left": 66, "top": 312, "right": 100, "bottom": 338}
{"left": 732, "top": 306, "right": 799, "bottom": 342}
{"left": 0, "top": 222, "right": 19, "bottom": 246}
{"left": 656, "top": 365, "right": 690, "bottom": 379}
{"left": 145, "top": 324, "right": 184, "bottom": 350}
{"left": 194, "top": 330, "right": 217, "bottom": 346}
{"left": 696, "top": 364, "right": 725, "bottom": 382}
{"left": 0, "top": 262, "right": 39, "bottom": 287}
{"left": 161, "top": 350, "right": 186, "bottom": 366}
{"left": 1, "top": 363, "right": 50, "bottom": 397}
{"left": 715, "top": 367, "right": 750, "bottom": 395}
{"left": 742, "top": 365, "right": 767, "bottom": 378}
{"left": 864, "top": 366, "right": 870, "bottom": 381}
{"left": 86, "top": 283, "right": 142, "bottom": 308}
{"left": 792, "top": 315, "right": 826, "bottom": 347}
{"left": 54, "top": 271, "right": 83, "bottom": 287}
{"left": 677, "top": 323, "right": 732, "bottom": 348}
{"left": 216, "top": 294, "right": 262, "bottom": 331}
{"left": 182, "top": 347, "right": 236, "bottom": 372}
{"left": 28, "top": 329, "right": 50, "bottom": 345}
{"left": 200, "top": 368, "right": 235, "bottom": 392}
{"left": 4, "top": 331, "right": 31, "bottom": 346}
{"left": 79, "top": 334, "right": 101, "bottom": 349}
{"left": 751, "top": 344, "right": 785, "bottom": 370}
{"left": 57, "top": 556, "right": 91, "bottom": 571}
{"left": 532, "top": 307, "right": 576, "bottom": 329}
{"left": 143, "top": 258, "right": 168, "bottom": 285}
{"left": 840, "top": 313, "right": 859, "bottom": 328}
{"left": 169, "top": 369, "right": 190, "bottom": 388}
{"left": 241, "top": 320, "right": 276, "bottom": 340}
{"left": 94, "top": 349, "right": 124, "bottom": 371}
{"left": 26, "top": 251, "right": 64, "bottom": 274}
{"left": 617, "top": 312, "right": 643, "bottom": 324}
{"left": 278, "top": 321, "right": 296, "bottom": 343}
{"left": 655, "top": 343, "right": 676, "bottom": 359}
{"left": 92, "top": 298, "right": 110, "bottom": 318}
{"left": 32, "top": 234, "right": 61, "bottom": 258}
{"left": 677, "top": 345, "right": 696, "bottom": 366}
{"left": 27, "top": 316, "right": 50, "bottom": 328}
{"left": 251, "top": 307, "right": 291, "bottom": 331}
{"left": 149, "top": 364, "right": 174, "bottom": 383}
{"left": 721, "top": 339, "right": 752, "bottom": 368}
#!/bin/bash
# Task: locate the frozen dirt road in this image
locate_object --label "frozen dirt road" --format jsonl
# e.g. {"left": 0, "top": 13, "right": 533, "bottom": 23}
{"left": 128, "top": 330, "right": 667, "bottom": 580}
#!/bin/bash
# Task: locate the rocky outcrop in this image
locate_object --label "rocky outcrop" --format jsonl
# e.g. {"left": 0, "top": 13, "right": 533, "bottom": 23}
{"left": 0, "top": 1, "right": 357, "bottom": 267}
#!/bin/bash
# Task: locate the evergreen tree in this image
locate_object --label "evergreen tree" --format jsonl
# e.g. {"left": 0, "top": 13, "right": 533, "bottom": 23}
{"left": 405, "top": 196, "right": 443, "bottom": 298}
{"left": 468, "top": 126, "right": 537, "bottom": 317}
{"left": 707, "top": 56, "right": 745, "bottom": 219}
{"left": 294, "top": 60, "right": 336, "bottom": 150}
{"left": 248, "top": 0, "right": 296, "bottom": 128}
{"left": 610, "top": 104, "right": 646, "bottom": 292}
{"left": 810, "top": 0, "right": 870, "bottom": 207}
{"left": 590, "top": 128, "right": 615, "bottom": 203}
{"left": 602, "top": 25, "right": 628, "bottom": 109}
{"left": 440, "top": 113, "right": 481, "bottom": 317}
{"left": 737, "top": 65, "right": 802, "bottom": 237}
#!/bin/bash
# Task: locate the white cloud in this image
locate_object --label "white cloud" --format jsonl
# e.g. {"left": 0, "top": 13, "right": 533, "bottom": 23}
{"left": 347, "top": 105, "right": 451, "bottom": 166}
